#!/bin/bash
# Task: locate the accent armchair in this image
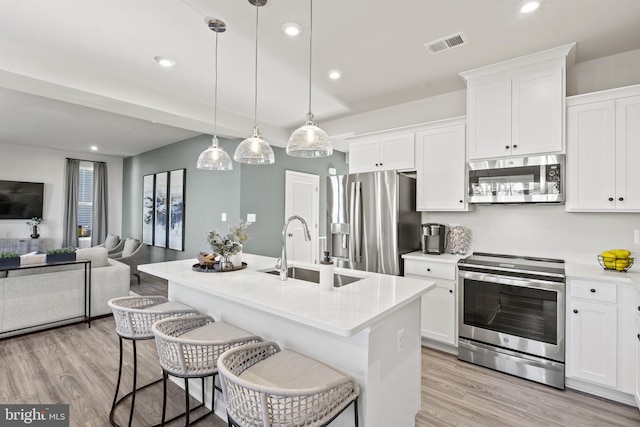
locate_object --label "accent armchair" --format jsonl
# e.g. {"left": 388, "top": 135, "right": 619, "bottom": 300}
{"left": 97, "top": 233, "right": 125, "bottom": 255}
{"left": 110, "top": 238, "right": 147, "bottom": 284}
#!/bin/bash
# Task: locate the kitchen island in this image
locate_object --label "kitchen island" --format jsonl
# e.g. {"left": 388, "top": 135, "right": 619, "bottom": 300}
{"left": 139, "top": 253, "right": 435, "bottom": 427}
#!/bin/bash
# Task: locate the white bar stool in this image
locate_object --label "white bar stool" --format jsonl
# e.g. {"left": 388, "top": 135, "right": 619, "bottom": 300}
{"left": 218, "top": 341, "right": 360, "bottom": 427}
{"left": 152, "top": 314, "right": 262, "bottom": 426}
{"left": 108, "top": 295, "right": 199, "bottom": 427}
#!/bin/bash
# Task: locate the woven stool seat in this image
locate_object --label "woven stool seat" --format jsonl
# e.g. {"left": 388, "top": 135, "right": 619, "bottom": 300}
{"left": 107, "top": 296, "right": 200, "bottom": 427}
{"left": 152, "top": 315, "right": 262, "bottom": 426}
{"left": 218, "top": 341, "right": 360, "bottom": 427}
{"left": 109, "top": 296, "right": 199, "bottom": 339}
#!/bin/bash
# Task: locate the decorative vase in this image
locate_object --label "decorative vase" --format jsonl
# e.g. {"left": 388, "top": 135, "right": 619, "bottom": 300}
{"left": 218, "top": 254, "right": 234, "bottom": 271}
{"left": 230, "top": 246, "right": 243, "bottom": 267}
{"left": 31, "top": 226, "right": 40, "bottom": 239}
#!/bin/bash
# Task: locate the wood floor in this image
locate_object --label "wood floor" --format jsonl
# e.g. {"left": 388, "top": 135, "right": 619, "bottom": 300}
{"left": 1, "top": 274, "right": 638, "bottom": 426}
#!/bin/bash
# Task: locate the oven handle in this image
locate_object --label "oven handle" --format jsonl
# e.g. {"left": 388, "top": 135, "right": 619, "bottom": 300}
{"left": 459, "top": 270, "right": 564, "bottom": 291}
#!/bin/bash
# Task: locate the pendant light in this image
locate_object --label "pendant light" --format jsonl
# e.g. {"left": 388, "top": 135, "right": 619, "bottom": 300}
{"left": 286, "top": 0, "right": 333, "bottom": 158}
{"left": 234, "top": 0, "right": 275, "bottom": 165}
{"left": 197, "top": 19, "right": 233, "bottom": 171}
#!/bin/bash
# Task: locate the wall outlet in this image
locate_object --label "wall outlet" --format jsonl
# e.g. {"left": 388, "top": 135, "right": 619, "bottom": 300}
{"left": 221, "top": 213, "right": 227, "bottom": 221}
{"left": 247, "top": 213, "right": 256, "bottom": 223}
{"left": 635, "top": 229, "right": 640, "bottom": 245}
{"left": 396, "top": 328, "right": 405, "bottom": 355}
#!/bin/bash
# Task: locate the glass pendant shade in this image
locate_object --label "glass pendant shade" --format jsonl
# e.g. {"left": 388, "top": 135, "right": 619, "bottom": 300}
{"left": 234, "top": 126, "right": 275, "bottom": 164}
{"left": 287, "top": 113, "right": 333, "bottom": 157}
{"left": 286, "top": 0, "right": 333, "bottom": 158}
{"left": 197, "top": 136, "right": 233, "bottom": 170}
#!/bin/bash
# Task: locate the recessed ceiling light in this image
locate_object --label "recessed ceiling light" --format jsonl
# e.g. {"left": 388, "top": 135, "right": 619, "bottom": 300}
{"left": 520, "top": 1, "right": 540, "bottom": 14}
{"left": 154, "top": 56, "right": 176, "bottom": 68}
{"left": 328, "top": 70, "right": 341, "bottom": 80}
{"left": 90, "top": 146, "right": 98, "bottom": 151}
{"left": 282, "top": 22, "right": 302, "bottom": 37}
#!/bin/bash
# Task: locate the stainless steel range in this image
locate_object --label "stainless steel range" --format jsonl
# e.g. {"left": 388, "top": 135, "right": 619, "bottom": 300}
{"left": 457, "top": 252, "right": 566, "bottom": 389}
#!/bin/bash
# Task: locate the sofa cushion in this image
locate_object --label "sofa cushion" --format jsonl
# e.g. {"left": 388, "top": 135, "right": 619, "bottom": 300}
{"left": 122, "top": 238, "right": 141, "bottom": 257}
{"left": 104, "top": 233, "right": 121, "bottom": 250}
{"left": 76, "top": 246, "right": 109, "bottom": 268}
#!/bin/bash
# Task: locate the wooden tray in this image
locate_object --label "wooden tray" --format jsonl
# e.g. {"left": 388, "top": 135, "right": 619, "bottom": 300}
{"left": 192, "top": 262, "right": 247, "bottom": 273}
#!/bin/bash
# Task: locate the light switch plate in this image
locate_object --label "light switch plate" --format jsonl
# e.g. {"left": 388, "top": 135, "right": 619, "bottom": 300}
{"left": 221, "top": 213, "right": 227, "bottom": 221}
{"left": 247, "top": 213, "right": 256, "bottom": 223}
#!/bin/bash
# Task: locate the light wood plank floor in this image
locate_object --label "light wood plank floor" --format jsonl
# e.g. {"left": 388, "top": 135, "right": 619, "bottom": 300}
{"left": 2, "top": 274, "right": 637, "bottom": 426}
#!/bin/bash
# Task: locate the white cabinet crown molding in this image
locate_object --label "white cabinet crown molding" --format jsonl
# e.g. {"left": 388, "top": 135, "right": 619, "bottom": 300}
{"left": 459, "top": 43, "right": 576, "bottom": 82}
{"left": 345, "top": 116, "right": 466, "bottom": 142}
{"left": 566, "top": 83, "right": 640, "bottom": 106}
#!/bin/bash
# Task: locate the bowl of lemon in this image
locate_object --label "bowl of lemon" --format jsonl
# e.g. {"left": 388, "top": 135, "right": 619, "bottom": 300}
{"left": 598, "top": 249, "right": 634, "bottom": 272}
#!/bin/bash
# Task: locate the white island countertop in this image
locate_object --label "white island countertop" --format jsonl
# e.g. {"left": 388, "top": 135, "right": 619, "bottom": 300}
{"left": 138, "top": 253, "right": 435, "bottom": 337}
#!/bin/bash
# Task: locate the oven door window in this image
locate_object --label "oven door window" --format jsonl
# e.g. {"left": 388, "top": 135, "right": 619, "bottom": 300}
{"left": 463, "top": 279, "right": 558, "bottom": 345}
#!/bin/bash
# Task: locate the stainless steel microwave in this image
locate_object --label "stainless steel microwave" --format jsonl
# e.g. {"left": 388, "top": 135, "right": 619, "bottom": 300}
{"left": 468, "top": 154, "right": 565, "bottom": 204}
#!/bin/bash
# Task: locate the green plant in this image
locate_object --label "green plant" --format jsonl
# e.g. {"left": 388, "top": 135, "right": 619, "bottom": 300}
{"left": 0, "top": 252, "right": 20, "bottom": 258}
{"left": 46, "top": 247, "right": 77, "bottom": 255}
{"left": 26, "top": 217, "right": 43, "bottom": 227}
{"left": 229, "top": 220, "right": 251, "bottom": 244}
{"left": 207, "top": 230, "right": 242, "bottom": 256}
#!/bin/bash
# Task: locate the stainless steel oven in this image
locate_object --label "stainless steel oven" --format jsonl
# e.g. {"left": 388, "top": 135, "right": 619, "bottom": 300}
{"left": 458, "top": 253, "right": 566, "bottom": 389}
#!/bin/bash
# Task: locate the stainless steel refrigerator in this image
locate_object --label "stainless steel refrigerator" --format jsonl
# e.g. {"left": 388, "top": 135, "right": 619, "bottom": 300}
{"left": 327, "top": 170, "right": 421, "bottom": 275}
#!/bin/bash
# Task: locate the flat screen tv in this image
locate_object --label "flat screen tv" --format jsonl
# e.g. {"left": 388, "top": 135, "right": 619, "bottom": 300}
{"left": 0, "top": 180, "right": 44, "bottom": 220}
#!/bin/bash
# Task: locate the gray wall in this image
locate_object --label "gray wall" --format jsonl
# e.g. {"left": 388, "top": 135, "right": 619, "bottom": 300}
{"left": 122, "top": 136, "right": 348, "bottom": 261}
{"left": 240, "top": 147, "right": 348, "bottom": 257}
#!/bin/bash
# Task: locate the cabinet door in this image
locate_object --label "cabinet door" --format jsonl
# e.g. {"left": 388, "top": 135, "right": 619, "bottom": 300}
{"left": 420, "top": 280, "right": 457, "bottom": 346}
{"left": 349, "top": 138, "right": 380, "bottom": 173}
{"left": 467, "top": 79, "right": 512, "bottom": 160}
{"left": 566, "top": 101, "right": 617, "bottom": 211}
{"left": 635, "top": 311, "right": 640, "bottom": 407}
{"left": 512, "top": 67, "right": 563, "bottom": 156}
{"left": 615, "top": 95, "right": 640, "bottom": 211}
{"left": 567, "top": 299, "right": 617, "bottom": 388}
{"left": 379, "top": 133, "right": 415, "bottom": 171}
{"left": 416, "top": 125, "right": 467, "bottom": 211}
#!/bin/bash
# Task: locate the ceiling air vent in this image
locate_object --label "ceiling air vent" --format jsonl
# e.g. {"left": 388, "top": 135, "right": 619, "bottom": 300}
{"left": 424, "top": 32, "right": 468, "bottom": 55}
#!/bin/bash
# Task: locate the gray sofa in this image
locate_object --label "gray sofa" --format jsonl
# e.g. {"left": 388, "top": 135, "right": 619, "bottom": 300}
{"left": 0, "top": 246, "right": 130, "bottom": 337}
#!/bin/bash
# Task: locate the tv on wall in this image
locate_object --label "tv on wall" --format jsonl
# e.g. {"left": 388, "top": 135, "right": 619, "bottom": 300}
{"left": 0, "top": 180, "right": 44, "bottom": 220}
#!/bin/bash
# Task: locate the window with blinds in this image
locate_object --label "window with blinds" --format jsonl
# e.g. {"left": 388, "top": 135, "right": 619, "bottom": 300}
{"left": 78, "top": 162, "right": 94, "bottom": 236}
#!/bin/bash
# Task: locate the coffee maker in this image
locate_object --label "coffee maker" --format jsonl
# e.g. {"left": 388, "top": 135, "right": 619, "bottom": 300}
{"left": 421, "top": 223, "right": 446, "bottom": 255}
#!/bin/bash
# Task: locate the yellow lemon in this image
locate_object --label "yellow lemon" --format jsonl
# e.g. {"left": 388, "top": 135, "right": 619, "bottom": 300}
{"left": 601, "top": 251, "right": 616, "bottom": 269}
{"left": 611, "top": 249, "right": 631, "bottom": 259}
{"left": 614, "top": 259, "right": 629, "bottom": 271}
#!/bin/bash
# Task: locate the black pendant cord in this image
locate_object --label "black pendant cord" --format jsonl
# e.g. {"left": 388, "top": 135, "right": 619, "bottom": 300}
{"left": 253, "top": 3, "right": 259, "bottom": 129}
{"left": 307, "top": 0, "right": 313, "bottom": 116}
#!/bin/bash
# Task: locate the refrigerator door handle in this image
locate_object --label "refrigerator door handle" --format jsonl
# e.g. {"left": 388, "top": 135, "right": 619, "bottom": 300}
{"left": 353, "top": 181, "right": 362, "bottom": 262}
{"left": 349, "top": 182, "right": 356, "bottom": 262}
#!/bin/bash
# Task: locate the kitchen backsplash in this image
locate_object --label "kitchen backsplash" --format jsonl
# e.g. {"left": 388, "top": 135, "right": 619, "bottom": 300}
{"left": 421, "top": 205, "right": 640, "bottom": 262}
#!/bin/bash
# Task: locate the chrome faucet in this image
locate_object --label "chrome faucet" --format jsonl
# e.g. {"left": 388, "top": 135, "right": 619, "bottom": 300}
{"left": 277, "top": 215, "right": 311, "bottom": 281}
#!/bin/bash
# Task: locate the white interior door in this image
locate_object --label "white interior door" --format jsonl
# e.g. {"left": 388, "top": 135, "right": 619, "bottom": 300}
{"left": 285, "top": 170, "right": 319, "bottom": 264}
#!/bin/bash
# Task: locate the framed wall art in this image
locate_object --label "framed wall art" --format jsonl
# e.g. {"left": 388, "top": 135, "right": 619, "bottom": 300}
{"left": 153, "top": 171, "right": 168, "bottom": 248}
{"left": 142, "top": 174, "right": 155, "bottom": 245}
{"left": 168, "top": 168, "right": 185, "bottom": 251}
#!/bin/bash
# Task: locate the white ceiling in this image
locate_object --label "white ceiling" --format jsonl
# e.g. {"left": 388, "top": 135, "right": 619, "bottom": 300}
{"left": 1, "top": 0, "right": 640, "bottom": 157}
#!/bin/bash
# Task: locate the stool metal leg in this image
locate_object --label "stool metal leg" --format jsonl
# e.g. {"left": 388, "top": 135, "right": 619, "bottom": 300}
{"left": 109, "top": 337, "right": 125, "bottom": 424}
{"left": 185, "top": 378, "right": 190, "bottom": 426}
{"left": 354, "top": 399, "right": 359, "bottom": 427}
{"left": 161, "top": 371, "right": 168, "bottom": 426}
{"left": 128, "top": 340, "right": 138, "bottom": 427}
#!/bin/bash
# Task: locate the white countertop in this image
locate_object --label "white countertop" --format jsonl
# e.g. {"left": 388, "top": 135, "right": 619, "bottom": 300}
{"left": 566, "top": 259, "right": 640, "bottom": 289}
{"left": 402, "top": 251, "right": 468, "bottom": 264}
{"left": 139, "top": 253, "right": 435, "bottom": 337}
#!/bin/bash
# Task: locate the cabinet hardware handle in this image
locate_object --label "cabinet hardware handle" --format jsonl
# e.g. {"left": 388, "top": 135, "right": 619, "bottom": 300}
{"left": 573, "top": 309, "right": 578, "bottom": 314}
{"left": 638, "top": 333, "right": 640, "bottom": 341}
{"left": 513, "top": 145, "right": 518, "bottom": 149}
{"left": 288, "top": 233, "right": 293, "bottom": 237}
{"left": 426, "top": 268, "right": 431, "bottom": 272}
{"left": 459, "top": 200, "right": 463, "bottom": 203}
{"left": 590, "top": 288, "right": 596, "bottom": 293}
{"left": 608, "top": 197, "right": 614, "bottom": 201}
{"left": 637, "top": 306, "right": 640, "bottom": 311}
{"left": 375, "top": 163, "right": 379, "bottom": 166}
{"left": 505, "top": 145, "right": 510, "bottom": 150}
{"left": 449, "top": 289, "right": 453, "bottom": 294}
{"left": 618, "top": 197, "right": 624, "bottom": 201}
{"left": 379, "top": 163, "right": 383, "bottom": 166}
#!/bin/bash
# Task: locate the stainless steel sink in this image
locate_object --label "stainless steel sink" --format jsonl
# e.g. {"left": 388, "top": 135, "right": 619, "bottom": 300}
{"left": 262, "top": 266, "right": 362, "bottom": 287}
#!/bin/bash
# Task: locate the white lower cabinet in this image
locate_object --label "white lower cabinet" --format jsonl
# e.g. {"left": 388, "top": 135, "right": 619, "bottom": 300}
{"left": 566, "top": 277, "right": 635, "bottom": 401}
{"left": 635, "top": 288, "right": 640, "bottom": 408}
{"left": 404, "top": 257, "right": 457, "bottom": 348}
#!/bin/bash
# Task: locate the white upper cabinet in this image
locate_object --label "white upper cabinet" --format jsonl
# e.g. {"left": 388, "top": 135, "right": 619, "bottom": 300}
{"left": 461, "top": 44, "right": 574, "bottom": 161}
{"left": 566, "top": 85, "right": 640, "bottom": 212}
{"left": 348, "top": 132, "right": 414, "bottom": 174}
{"left": 415, "top": 117, "right": 467, "bottom": 211}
